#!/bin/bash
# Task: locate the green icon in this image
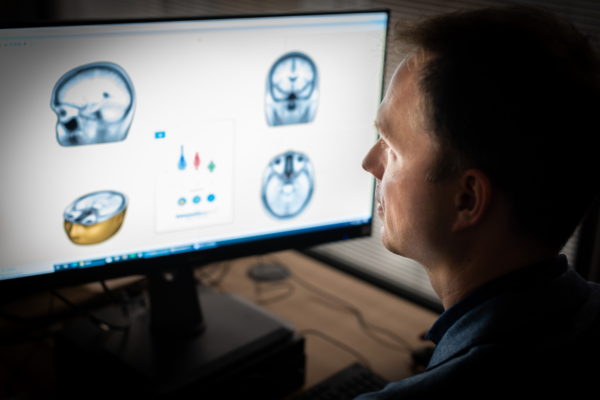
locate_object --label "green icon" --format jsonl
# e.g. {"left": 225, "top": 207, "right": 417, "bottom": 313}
{"left": 208, "top": 161, "right": 215, "bottom": 172}
{"left": 129, "top": 254, "right": 136, "bottom": 259}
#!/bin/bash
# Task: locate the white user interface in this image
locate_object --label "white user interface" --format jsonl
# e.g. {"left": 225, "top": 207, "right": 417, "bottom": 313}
{"left": 0, "top": 12, "right": 387, "bottom": 280}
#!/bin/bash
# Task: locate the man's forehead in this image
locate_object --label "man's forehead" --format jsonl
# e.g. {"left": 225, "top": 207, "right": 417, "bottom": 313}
{"left": 392, "top": 51, "right": 429, "bottom": 88}
{"left": 375, "top": 50, "right": 433, "bottom": 141}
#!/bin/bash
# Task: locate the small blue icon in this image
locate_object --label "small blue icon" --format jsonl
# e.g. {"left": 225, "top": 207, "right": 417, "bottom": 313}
{"left": 207, "top": 194, "right": 215, "bottom": 202}
{"left": 178, "top": 146, "right": 187, "bottom": 170}
{"left": 71, "top": 262, "right": 78, "bottom": 267}
{"left": 193, "top": 196, "right": 201, "bottom": 204}
{"left": 178, "top": 197, "right": 186, "bottom": 206}
{"left": 155, "top": 131, "right": 165, "bottom": 139}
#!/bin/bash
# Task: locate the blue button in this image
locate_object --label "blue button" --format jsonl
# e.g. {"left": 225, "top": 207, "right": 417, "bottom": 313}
{"left": 178, "top": 197, "right": 186, "bottom": 206}
{"left": 155, "top": 131, "right": 165, "bottom": 139}
{"left": 193, "top": 196, "right": 201, "bottom": 204}
{"left": 207, "top": 194, "right": 215, "bottom": 202}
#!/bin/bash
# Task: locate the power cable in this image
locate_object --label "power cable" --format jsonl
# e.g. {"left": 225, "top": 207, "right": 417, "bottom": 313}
{"left": 197, "top": 261, "right": 232, "bottom": 290}
{"left": 100, "top": 280, "right": 123, "bottom": 304}
{"left": 266, "top": 257, "right": 414, "bottom": 353}
{"left": 211, "top": 261, "right": 232, "bottom": 286}
{"left": 50, "top": 289, "right": 129, "bottom": 332}
{"left": 255, "top": 280, "right": 296, "bottom": 305}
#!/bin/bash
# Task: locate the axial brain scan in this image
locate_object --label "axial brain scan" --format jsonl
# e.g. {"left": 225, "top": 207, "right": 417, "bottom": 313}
{"left": 265, "top": 52, "right": 318, "bottom": 126}
{"left": 63, "top": 191, "right": 128, "bottom": 245}
{"left": 51, "top": 62, "right": 135, "bottom": 146}
{"left": 262, "top": 151, "right": 314, "bottom": 219}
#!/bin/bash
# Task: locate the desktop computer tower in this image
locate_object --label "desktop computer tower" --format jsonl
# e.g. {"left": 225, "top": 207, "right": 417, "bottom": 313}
{"left": 55, "top": 286, "right": 305, "bottom": 399}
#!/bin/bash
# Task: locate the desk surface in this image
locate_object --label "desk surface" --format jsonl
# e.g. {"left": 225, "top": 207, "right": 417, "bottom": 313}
{"left": 203, "top": 250, "right": 440, "bottom": 389}
{"left": 0, "top": 250, "right": 440, "bottom": 398}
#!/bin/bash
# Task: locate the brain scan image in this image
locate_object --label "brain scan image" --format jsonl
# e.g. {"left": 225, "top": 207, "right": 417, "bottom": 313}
{"left": 265, "top": 52, "right": 318, "bottom": 126}
{"left": 51, "top": 62, "right": 136, "bottom": 146}
{"left": 262, "top": 151, "right": 314, "bottom": 219}
{"left": 63, "top": 191, "right": 128, "bottom": 245}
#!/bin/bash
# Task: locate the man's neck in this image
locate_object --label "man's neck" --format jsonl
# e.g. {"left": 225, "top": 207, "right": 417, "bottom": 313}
{"left": 426, "top": 243, "right": 558, "bottom": 310}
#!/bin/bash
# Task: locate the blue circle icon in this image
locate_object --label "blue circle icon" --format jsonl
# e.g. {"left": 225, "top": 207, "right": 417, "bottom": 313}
{"left": 178, "top": 197, "right": 186, "bottom": 206}
{"left": 193, "top": 196, "right": 201, "bottom": 204}
{"left": 207, "top": 194, "right": 215, "bottom": 202}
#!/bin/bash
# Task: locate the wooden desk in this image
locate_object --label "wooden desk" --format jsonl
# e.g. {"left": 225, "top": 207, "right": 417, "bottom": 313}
{"left": 200, "top": 250, "right": 439, "bottom": 389}
{"left": 0, "top": 250, "right": 439, "bottom": 398}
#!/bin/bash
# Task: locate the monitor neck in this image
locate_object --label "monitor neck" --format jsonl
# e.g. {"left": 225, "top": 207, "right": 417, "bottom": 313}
{"left": 147, "top": 266, "right": 205, "bottom": 337}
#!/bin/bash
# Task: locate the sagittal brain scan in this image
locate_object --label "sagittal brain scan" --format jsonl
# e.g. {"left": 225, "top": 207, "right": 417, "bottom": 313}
{"left": 64, "top": 191, "right": 128, "bottom": 245}
{"left": 265, "top": 52, "right": 318, "bottom": 126}
{"left": 51, "top": 62, "right": 135, "bottom": 146}
{"left": 262, "top": 151, "right": 314, "bottom": 219}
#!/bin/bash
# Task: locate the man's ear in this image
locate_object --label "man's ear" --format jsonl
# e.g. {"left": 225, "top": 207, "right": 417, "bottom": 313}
{"left": 452, "top": 168, "right": 492, "bottom": 232}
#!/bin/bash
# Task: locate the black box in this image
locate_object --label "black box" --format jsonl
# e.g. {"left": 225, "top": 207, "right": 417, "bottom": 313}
{"left": 55, "top": 288, "right": 305, "bottom": 399}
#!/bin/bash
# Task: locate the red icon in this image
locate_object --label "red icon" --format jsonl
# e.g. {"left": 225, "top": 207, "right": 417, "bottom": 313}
{"left": 194, "top": 152, "right": 200, "bottom": 170}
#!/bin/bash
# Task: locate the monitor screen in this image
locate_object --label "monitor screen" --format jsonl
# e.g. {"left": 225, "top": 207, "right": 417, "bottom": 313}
{"left": 0, "top": 11, "right": 387, "bottom": 284}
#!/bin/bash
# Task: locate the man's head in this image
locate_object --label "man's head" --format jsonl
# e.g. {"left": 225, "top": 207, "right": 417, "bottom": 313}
{"left": 363, "top": 6, "right": 600, "bottom": 267}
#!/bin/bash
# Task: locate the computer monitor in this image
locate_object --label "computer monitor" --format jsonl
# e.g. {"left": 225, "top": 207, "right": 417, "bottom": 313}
{"left": 0, "top": 12, "right": 389, "bottom": 396}
{"left": 0, "top": 11, "right": 388, "bottom": 307}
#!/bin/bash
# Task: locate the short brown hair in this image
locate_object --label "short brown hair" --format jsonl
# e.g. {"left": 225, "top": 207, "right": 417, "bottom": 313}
{"left": 395, "top": 5, "right": 600, "bottom": 252}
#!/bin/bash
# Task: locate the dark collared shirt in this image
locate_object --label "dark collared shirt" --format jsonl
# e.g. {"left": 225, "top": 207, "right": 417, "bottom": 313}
{"left": 426, "top": 255, "right": 567, "bottom": 345}
{"left": 356, "top": 254, "right": 600, "bottom": 399}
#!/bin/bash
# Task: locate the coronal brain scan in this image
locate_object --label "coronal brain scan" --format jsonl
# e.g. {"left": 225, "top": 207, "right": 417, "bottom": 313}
{"left": 63, "top": 191, "right": 128, "bottom": 245}
{"left": 262, "top": 151, "right": 314, "bottom": 219}
{"left": 51, "top": 62, "right": 135, "bottom": 146}
{"left": 265, "top": 52, "right": 318, "bottom": 126}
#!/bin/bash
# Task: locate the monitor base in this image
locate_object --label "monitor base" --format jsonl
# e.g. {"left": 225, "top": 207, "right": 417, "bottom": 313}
{"left": 55, "top": 286, "right": 305, "bottom": 399}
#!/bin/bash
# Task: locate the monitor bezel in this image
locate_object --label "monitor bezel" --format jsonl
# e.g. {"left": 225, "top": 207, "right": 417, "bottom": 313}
{"left": 0, "top": 8, "right": 389, "bottom": 301}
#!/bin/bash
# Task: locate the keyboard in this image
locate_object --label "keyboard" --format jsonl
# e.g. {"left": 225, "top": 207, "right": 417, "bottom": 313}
{"left": 291, "top": 363, "right": 388, "bottom": 400}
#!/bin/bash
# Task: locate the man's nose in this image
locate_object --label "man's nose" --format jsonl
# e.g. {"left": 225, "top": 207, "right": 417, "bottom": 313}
{"left": 362, "top": 140, "right": 384, "bottom": 180}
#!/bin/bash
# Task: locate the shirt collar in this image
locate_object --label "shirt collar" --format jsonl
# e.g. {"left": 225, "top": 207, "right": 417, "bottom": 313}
{"left": 425, "top": 254, "right": 568, "bottom": 345}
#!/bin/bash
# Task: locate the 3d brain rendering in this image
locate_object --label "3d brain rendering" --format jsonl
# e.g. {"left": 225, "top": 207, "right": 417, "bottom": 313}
{"left": 265, "top": 52, "right": 318, "bottom": 126}
{"left": 262, "top": 151, "right": 314, "bottom": 219}
{"left": 63, "top": 190, "right": 128, "bottom": 245}
{"left": 51, "top": 62, "right": 135, "bottom": 146}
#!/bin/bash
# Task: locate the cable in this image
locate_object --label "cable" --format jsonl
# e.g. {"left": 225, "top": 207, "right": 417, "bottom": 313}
{"left": 50, "top": 289, "right": 129, "bottom": 332}
{"left": 292, "top": 272, "right": 413, "bottom": 352}
{"left": 268, "top": 257, "right": 414, "bottom": 353}
{"left": 211, "top": 261, "right": 232, "bottom": 286}
{"left": 197, "top": 261, "right": 232, "bottom": 290}
{"left": 299, "top": 329, "right": 372, "bottom": 370}
{"left": 196, "top": 263, "right": 222, "bottom": 289}
{"left": 196, "top": 262, "right": 221, "bottom": 284}
{"left": 100, "top": 280, "right": 123, "bottom": 304}
{"left": 255, "top": 281, "right": 296, "bottom": 305}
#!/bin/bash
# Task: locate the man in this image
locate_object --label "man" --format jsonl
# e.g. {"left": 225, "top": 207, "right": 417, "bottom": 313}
{"left": 358, "top": 5, "right": 600, "bottom": 398}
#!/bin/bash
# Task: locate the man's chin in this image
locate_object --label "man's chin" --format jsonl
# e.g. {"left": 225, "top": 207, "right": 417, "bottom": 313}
{"left": 380, "top": 229, "right": 405, "bottom": 257}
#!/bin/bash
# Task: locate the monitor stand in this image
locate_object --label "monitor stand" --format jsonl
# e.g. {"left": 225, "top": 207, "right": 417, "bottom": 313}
{"left": 54, "top": 267, "right": 305, "bottom": 399}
